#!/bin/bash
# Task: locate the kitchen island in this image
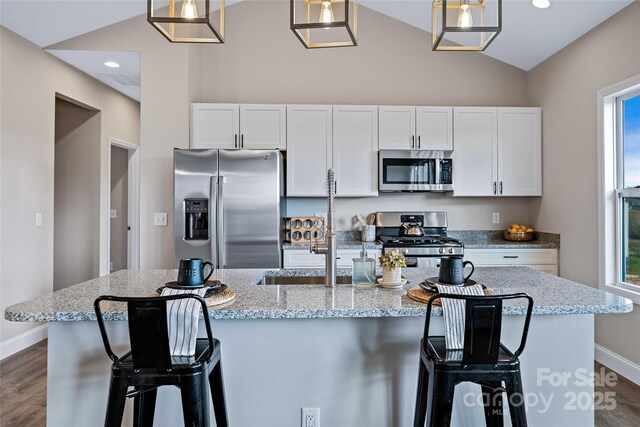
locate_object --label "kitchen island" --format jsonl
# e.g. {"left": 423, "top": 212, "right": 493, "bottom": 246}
{"left": 5, "top": 267, "right": 632, "bottom": 427}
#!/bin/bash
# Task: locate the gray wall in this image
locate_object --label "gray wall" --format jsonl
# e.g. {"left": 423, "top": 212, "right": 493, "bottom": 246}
{"left": 54, "top": 98, "right": 101, "bottom": 291}
{"left": 0, "top": 26, "right": 140, "bottom": 345}
{"left": 527, "top": 2, "right": 640, "bottom": 363}
{"left": 110, "top": 146, "right": 129, "bottom": 272}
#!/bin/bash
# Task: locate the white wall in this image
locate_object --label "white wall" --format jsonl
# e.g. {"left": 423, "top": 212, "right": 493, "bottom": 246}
{"left": 54, "top": 98, "right": 101, "bottom": 291}
{"left": 110, "top": 145, "right": 129, "bottom": 272}
{"left": 0, "top": 26, "right": 140, "bottom": 345}
{"left": 527, "top": 2, "right": 640, "bottom": 364}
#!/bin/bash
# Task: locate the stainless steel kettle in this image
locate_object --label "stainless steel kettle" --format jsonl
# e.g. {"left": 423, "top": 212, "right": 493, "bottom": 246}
{"left": 401, "top": 223, "right": 424, "bottom": 237}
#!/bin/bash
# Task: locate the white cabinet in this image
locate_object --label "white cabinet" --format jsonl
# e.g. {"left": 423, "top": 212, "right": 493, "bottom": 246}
{"left": 284, "top": 249, "right": 382, "bottom": 269}
{"left": 333, "top": 106, "right": 379, "bottom": 197}
{"left": 464, "top": 248, "right": 558, "bottom": 275}
{"left": 378, "top": 106, "right": 416, "bottom": 150}
{"left": 416, "top": 107, "right": 453, "bottom": 150}
{"left": 453, "top": 107, "right": 541, "bottom": 197}
{"left": 453, "top": 107, "right": 498, "bottom": 196}
{"left": 286, "top": 105, "right": 333, "bottom": 197}
{"left": 379, "top": 106, "right": 453, "bottom": 150}
{"left": 498, "top": 108, "right": 542, "bottom": 196}
{"left": 191, "top": 104, "right": 240, "bottom": 149}
{"left": 191, "top": 103, "right": 286, "bottom": 150}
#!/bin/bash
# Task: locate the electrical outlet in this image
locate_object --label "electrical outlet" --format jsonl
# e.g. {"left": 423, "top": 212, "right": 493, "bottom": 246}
{"left": 110, "top": 209, "right": 118, "bottom": 219}
{"left": 302, "top": 408, "right": 320, "bottom": 427}
{"left": 154, "top": 213, "right": 168, "bottom": 226}
{"left": 35, "top": 212, "right": 43, "bottom": 228}
{"left": 492, "top": 212, "right": 500, "bottom": 224}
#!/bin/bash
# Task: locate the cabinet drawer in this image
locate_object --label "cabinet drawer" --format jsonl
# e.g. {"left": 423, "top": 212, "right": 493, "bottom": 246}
{"left": 464, "top": 249, "right": 557, "bottom": 265}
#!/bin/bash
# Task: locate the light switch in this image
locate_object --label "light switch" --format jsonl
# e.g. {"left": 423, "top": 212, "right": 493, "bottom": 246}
{"left": 35, "top": 212, "right": 43, "bottom": 227}
{"left": 154, "top": 213, "right": 168, "bottom": 227}
{"left": 110, "top": 209, "right": 118, "bottom": 219}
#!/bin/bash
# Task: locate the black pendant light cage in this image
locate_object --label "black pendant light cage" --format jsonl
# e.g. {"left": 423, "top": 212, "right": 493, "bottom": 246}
{"left": 148, "top": 0, "right": 225, "bottom": 43}
{"left": 432, "top": 0, "right": 501, "bottom": 51}
{"left": 291, "top": 0, "right": 358, "bottom": 48}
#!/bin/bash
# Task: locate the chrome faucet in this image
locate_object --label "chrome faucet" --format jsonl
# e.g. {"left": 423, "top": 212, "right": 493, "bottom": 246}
{"left": 311, "top": 169, "right": 337, "bottom": 287}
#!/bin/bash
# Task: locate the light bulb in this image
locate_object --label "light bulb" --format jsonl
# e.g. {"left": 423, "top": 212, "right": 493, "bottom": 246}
{"left": 457, "top": 0, "right": 473, "bottom": 28}
{"left": 531, "top": 0, "right": 550, "bottom": 8}
{"left": 181, "top": 0, "right": 198, "bottom": 19}
{"left": 319, "top": 0, "right": 335, "bottom": 25}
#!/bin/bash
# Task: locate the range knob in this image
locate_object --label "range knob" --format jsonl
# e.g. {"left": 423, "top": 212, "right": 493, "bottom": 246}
{"left": 438, "top": 248, "right": 444, "bottom": 254}
{"left": 448, "top": 248, "right": 454, "bottom": 254}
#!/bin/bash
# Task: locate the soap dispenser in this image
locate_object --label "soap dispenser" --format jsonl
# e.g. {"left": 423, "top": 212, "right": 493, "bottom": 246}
{"left": 352, "top": 243, "right": 376, "bottom": 288}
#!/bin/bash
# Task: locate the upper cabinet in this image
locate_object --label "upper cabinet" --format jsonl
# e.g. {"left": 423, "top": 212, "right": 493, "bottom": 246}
{"left": 191, "top": 104, "right": 240, "bottom": 149}
{"left": 379, "top": 106, "right": 453, "bottom": 150}
{"left": 286, "top": 105, "right": 333, "bottom": 197}
{"left": 453, "top": 107, "right": 541, "bottom": 197}
{"left": 332, "top": 106, "right": 379, "bottom": 197}
{"left": 191, "top": 103, "right": 286, "bottom": 150}
{"left": 378, "top": 106, "right": 416, "bottom": 150}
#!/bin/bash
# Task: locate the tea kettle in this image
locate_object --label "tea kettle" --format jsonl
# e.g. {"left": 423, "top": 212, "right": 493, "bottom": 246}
{"left": 401, "top": 222, "right": 424, "bottom": 237}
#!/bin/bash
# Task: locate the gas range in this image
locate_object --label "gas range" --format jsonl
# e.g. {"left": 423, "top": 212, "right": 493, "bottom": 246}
{"left": 375, "top": 211, "right": 464, "bottom": 264}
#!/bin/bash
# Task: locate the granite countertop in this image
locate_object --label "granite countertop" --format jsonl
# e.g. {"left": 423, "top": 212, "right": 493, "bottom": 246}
{"left": 5, "top": 267, "right": 631, "bottom": 322}
{"left": 282, "top": 230, "right": 559, "bottom": 251}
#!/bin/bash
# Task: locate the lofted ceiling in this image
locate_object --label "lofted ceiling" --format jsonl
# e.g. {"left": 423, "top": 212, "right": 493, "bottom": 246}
{"left": 0, "top": 0, "right": 634, "bottom": 100}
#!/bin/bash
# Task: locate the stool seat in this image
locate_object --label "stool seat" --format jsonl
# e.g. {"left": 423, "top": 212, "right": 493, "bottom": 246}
{"left": 425, "top": 336, "right": 517, "bottom": 367}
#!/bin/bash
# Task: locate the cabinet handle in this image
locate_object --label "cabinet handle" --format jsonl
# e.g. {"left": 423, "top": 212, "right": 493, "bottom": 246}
{"left": 418, "top": 135, "right": 421, "bottom": 149}
{"left": 503, "top": 255, "right": 519, "bottom": 259}
{"left": 234, "top": 134, "right": 238, "bottom": 149}
{"left": 411, "top": 135, "right": 415, "bottom": 149}
{"left": 500, "top": 181, "right": 503, "bottom": 195}
{"left": 241, "top": 134, "right": 244, "bottom": 149}
{"left": 493, "top": 182, "right": 497, "bottom": 195}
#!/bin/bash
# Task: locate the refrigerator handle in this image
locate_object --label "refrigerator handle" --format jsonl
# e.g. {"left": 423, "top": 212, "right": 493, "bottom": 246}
{"left": 210, "top": 176, "right": 218, "bottom": 269}
{"left": 218, "top": 176, "right": 226, "bottom": 269}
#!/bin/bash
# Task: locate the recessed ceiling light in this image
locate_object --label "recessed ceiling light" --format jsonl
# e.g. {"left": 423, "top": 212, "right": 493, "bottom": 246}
{"left": 532, "top": 0, "right": 551, "bottom": 8}
{"left": 104, "top": 61, "right": 120, "bottom": 68}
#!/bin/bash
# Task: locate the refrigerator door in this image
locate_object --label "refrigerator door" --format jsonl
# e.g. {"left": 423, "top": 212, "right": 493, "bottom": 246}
{"left": 174, "top": 149, "right": 218, "bottom": 268}
{"left": 218, "top": 150, "right": 284, "bottom": 268}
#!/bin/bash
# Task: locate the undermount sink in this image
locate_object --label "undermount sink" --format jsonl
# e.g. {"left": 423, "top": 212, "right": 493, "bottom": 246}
{"left": 260, "top": 275, "right": 352, "bottom": 285}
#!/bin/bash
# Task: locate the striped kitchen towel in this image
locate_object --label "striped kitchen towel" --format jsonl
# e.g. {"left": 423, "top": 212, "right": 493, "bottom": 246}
{"left": 160, "top": 287, "right": 207, "bottom": 356}
{"left": 436, "top": 284, "right": 485, "bottom": 350}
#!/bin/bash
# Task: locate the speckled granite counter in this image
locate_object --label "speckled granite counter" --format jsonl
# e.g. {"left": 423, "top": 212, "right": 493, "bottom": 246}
{"left": 5, "top": 267, "right": 630, "bottom": 322}
{"left": 282, "top": 230, "right": 559, "bottom": 250}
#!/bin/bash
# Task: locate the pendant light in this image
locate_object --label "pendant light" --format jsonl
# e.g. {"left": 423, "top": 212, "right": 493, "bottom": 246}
{"left": 432, "top": 0, "right": 502, "bottom": 51}
{"left": 148, "top": 0, "right": 225, "bottom": 43}
{"left": 291, "top": 0, "right": 358, "bottom": 48}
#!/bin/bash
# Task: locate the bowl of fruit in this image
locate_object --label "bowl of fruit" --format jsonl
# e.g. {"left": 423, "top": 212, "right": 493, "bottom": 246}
{"left": 504, "top": 224, "right": 535, "bottom": 241}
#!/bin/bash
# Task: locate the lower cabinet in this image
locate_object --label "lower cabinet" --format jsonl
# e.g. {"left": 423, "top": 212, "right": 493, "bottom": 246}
{"left": 283, "top": 249, "right": 382, "bottom": 269}
{"left": 464, "top": 248, "right": 558, "bottom": 276}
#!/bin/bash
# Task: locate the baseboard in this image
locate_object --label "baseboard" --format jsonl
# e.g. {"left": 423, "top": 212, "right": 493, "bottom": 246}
{"left": 0, "top": 324, "right": 48, "bottom": 360}
{"left": 595, "top": 343, "right": 640, "bottom": 386}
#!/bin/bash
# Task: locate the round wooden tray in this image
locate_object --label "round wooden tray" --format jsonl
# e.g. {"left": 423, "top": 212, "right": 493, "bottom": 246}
{"left": 153, "top": 287, "right": 236, "bottom": 307}
{"left": 407, "top": 287, "right": 495, "bottom": 305}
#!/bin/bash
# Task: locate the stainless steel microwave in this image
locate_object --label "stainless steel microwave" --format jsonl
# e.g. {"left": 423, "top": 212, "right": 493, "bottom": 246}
{"left": 378, "top": 150, "right": 453, "bottom": 192}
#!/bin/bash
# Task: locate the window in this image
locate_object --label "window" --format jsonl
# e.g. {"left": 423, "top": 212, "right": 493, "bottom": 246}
{"left": 616, "top": 92, "right": 640, "bottom": 287}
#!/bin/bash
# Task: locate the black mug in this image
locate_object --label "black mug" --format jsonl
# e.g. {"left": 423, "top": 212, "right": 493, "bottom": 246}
{"left": 177, "top": 258, "right": 214, "bottom": 286}
{"left": 438, "top": 257, "right": 474, "bottom": 285}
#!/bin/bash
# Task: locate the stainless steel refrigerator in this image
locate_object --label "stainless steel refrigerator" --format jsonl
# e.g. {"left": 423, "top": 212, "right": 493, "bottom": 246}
{"left": 174, "top": 149, "right": 285, "bottom": 268}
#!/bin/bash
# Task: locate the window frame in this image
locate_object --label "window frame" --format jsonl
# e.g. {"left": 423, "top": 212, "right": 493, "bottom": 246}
{"left": 599, "top": 75, "right": 640, "bottom": 305}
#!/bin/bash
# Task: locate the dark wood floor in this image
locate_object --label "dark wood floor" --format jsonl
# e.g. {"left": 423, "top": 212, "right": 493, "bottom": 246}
{"left": 0, "top": 341, "right": 638, "bottom": 426}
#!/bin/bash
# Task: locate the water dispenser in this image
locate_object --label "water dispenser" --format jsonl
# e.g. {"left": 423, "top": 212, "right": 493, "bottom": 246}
{"left": 184, "top": 198, "right": 209, "bottom": 240}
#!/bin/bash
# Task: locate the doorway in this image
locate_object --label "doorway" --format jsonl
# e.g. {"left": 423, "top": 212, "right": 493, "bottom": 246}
{"left": 54, "top": 96, "right": 101, "bottom": 291}
{"left": 109, "top": 138, "right": 140, "bottom": 271}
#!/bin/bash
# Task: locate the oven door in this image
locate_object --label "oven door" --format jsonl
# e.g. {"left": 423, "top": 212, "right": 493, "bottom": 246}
{"left": 378, "top": 150, "right": 453, "bottom": 192}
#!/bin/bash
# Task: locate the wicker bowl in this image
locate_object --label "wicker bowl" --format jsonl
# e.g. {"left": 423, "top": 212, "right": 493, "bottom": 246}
{"left": 503, "top": 231, "right": 534, "bottom": 241}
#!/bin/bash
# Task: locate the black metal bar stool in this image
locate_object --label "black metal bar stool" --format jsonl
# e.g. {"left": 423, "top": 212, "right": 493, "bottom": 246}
{"left": 94, "top": 294, "right": 229, "bottom": 427}
{"left": 413, "top": 292, "right": 534, "bottom": 427}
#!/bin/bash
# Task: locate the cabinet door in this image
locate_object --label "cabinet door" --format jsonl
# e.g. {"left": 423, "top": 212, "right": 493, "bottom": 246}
{"left": 416, "top": 107, "right": 453, "bottom": 150}
{"left": 191, "top": 104, "right": 239, "bottom": 149}
{"left": 498, "top": 108, "right": 542, "bottom": 196}
{"left": 240, "top": 104, "right": 286, "bottom": 150}
{"left": 333, "top": 106, "right": 379, "bottom": 197}
{"left": 452, "top": 108, "right": 498, "bottom": 196}
{"left": 286, "top": 105, "right": 333, "bottom": 197}
{"left": 378, "top": 106, "right": 416, "bottom": 150}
